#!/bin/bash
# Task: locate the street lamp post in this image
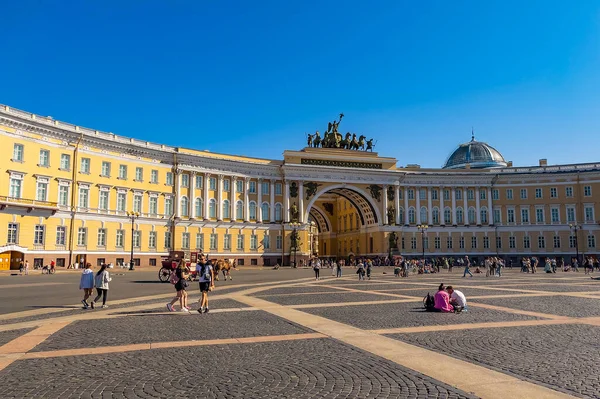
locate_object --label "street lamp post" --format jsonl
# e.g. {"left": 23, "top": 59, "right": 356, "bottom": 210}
{"left": 569, "top": 223, "right": 581, "bottom": 264}
{"left": 417, "top": 224, "right": 428, "bottom": 261}
{"left": 127, "top": 211, "right": 140, "bottom": 270}
{"left": 289, "top": 222, "right": 301, "bottom": 267}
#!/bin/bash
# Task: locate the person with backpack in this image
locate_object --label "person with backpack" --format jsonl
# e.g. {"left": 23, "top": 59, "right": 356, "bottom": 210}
{"left": 197, "top": 255, "right": 214, "bottom": 314}
{"left": 90, "top": 263, "right": 111, "bottom": 309}
{"left": 166, "top": 260, "right": 189, "bottom": 312}
{"left": 433, "top": 283, "right": 453, "bottom": 312}
{"left": 79, "top": 263, "right": 94, "bottom": 309}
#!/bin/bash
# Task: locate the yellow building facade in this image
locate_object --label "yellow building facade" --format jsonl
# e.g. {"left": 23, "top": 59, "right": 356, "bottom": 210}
{"left": 0, "top": 104, "right": 599, "bottom": 269}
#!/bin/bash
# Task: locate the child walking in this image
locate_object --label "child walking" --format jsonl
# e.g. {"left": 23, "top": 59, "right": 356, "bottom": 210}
{"left": 79, "top": 263, "right": 94, "bottom": 309}
{"left": 91, "top": 264, "right": 112, "bottom": 309}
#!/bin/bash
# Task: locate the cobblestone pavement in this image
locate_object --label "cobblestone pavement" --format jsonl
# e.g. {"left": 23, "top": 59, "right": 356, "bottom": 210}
{"left": 0, "top": 327, "right": 34, "bottom": 346}
{"left": 485, "top": 284, "right": 600, "bottom": 292}
{"left": 471, "top": 295, "right": 600, "bottom": 317}
{"left": 0, "top": 339, "right": 478, "bottom": 399}
{"left": 260, "top": 292, "right": 410, "bottom": 306}
{"left": 388, "top": 324, "right": 600, "bottom": 398}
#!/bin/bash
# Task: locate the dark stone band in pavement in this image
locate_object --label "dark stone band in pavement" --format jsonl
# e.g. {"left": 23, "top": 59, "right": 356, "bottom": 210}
{"left": 0, "top": 328, "right": 35, "bottom": 347}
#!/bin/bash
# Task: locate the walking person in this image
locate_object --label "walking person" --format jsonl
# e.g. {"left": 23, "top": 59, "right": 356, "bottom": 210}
{"left": 19, "top": 261, "right": 24, "bottom": 275}
{"left": 366, "top": 261, "right": 372, "bottom": 280}
{"left": 166, "top": 260, "right": 189, "bottom": 312}
{"left": 356, "top": 261, "right": 365, "bottom": 280}
{"left": 24, "top": 260, "right": 29, "bottom": 275}
{"left": 313, "top": 258, "right": 321, "bottom": 280}
{"left": 90, "top": 264, "right": 111, "bottom": 309}
{"left": 197, "top": 255, "right": 214, "bottom": 314}
{"left": 79, "top": 263, "right": 94, "bottom": 309}
{"left": 463, "top": 256, "right": 473, "bottom": 278}
{"left": 335, "top": 260, "right": 342, "bottom": 278}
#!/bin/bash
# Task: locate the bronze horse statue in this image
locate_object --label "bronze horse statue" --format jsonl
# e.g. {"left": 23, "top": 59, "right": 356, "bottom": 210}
{"left": 358, "top": 135, "right": 367, "bottom": 150}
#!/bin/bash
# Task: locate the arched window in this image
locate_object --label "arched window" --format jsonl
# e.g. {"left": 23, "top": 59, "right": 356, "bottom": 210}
{"left": 275, "top": 203, "right": 282, "bottom": 221}
{"left": 468, "top": 207, "right": 476, "bottom": 225}
{"left": 408, "top": 207, "right": 416, "bottom": 224}
{"left": 398, "top": 207, "right": 404, "bottom": 224}
{"left": 444, "top": 207, "right": 452, "bottom": 225}
{"left": 195, "top": 198, "right": 203, "bottom": 219}
{"left": 432, "top": 207, "right": 440, "bottom": 225}
{"left": 261, "top": 202, "right": 269, "bottom": 222}
{"left": 236, "top": 201, "right": 244, "bottom": 220}
{"left": 222, "top": 200, "right": 230, "bottom": 219}
{"left": 209, "top": 199, "right": 216, "bottom": 218}
{"left": 180, "top": 196, "right": 189, "bottom": 217}
{"left": 480, "top": 207, "right": 488, "bottom": 224}
{"left": 249, "top": 201, "right": 257, "bottom": 221}
{"left": 420, "top": 207, "right": 428, "bottom": 224}
{"left": 456, "top": 207, "right": 464, "bottom": 224}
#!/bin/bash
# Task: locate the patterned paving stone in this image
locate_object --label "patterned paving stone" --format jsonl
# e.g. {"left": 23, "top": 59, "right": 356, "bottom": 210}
{"left": 31, "top": 310, "right": 311, "bottom": 352}
{"left": 0, "top": 339, "right": 478, "bottom": 399}
{"left": 488, "top": 284, "right": 600, "bottom": 293}
{"left": 112, "top": 298, "right": 250, "bottom": 315}
{"left": 378, "top": 287, "right": 511, "bottom": 298}
{"left": 388, "top": 324, "right": 600, "bottom": 398}
{"left": 0, "top": 328, "right": 34, "bottom": 346}
{"left": 472, "top": 295, "right": 600, "bottom": 317}
{"left": 260, "top": 292, "right": 406, "bottom": 306}
{"left": 252, "top": 285, "right": 344, "bottom": 296}
{"left": 302, "top": 301, "right": 542, "bottom": 330}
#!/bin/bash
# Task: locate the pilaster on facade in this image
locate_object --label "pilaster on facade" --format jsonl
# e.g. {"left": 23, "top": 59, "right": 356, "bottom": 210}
{"left": 298, "top": 181, "right": 304, "bottom": 224}
{"left": 244, "top": 177, "right": 250, "bottom": 223}
{"left": 284, "top": 181, "right": 290, "bottom": 223}
{"left": 451, "top": 187, "right": 457, "bottom": 225}
{"left": 415, "top": 186, "right": 421, "bottom": 225}
{"left": 217, "top": 174, "right": 224, "bottom": 221}
{"left": 439, "top": 186, "right": 444, "bottom": 225}
{"left": 204, "top": 173, "right": 211, "bottom": 221}
{"left": 476, "top": 186, "right": 482, "bottom": 225}
{"left": 404, "top": 186, "right": 409, "bottom": 225}
{"left": 231, "top": 176, "right": 237, "bottom": 221}
{"left": 382, "top": 185, "right": 388, "bottom": 225}
{"left": 463, "top": 189, "right": 468, "bottom": 226}
{"left": 394, "top": 184, "right": 400, "bottom": 225}
{"left": 257, "top": 178, "right": 263, "bottom": 223}
{"left": 270, "top": 179, "right": 276, "bottom": 222}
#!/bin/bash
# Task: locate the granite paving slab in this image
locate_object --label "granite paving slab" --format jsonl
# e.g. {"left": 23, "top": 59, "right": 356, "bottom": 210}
{"left": 472, "top": 295, "right": 600, "bottom": 318}
{"left": 0, "top": 328, "right": 35, "bottom": 346}
{"left": 261, "top": 292, "right": 406, "bottom": 306}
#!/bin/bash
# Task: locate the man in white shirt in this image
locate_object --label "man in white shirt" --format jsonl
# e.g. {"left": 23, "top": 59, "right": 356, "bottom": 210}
{"left": 196, "top": 255, "right": 214, "bottom": 314}
{"left": 446, "top": 286, "right": 467, "bottom": 313}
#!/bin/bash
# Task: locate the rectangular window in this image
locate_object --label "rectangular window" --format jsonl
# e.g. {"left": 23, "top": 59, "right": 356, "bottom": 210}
{"left": 275, "top": 183, "right": 282, "bottom": 195}
{"left": 263, "top": 235, "right": 270, "bottom": 250}
{"left": 55, "top": 226, "right": 66, "bottom": 246}
{"left": 34, "top": 225, "right": 45, "bottom": 245}
{"left": 223, "top": 179, "right": 230, "bottom": 192}
{"left": 196, "top": 176, "right": 203, "bottom": 189}
{"left": 78, "top": 187, "right": 89, "bottom": 208}
{"left": 276, "top": 235, "right": 282, "bottom": 250}
{"left": 164, "top": 232, "right": 172, "bottom": 249}
{"left": 483, "top": 236, "right": 489, "bottom": 249}
{"left": 149, "top": 231, "right": 157, "bottom": 248}
{"left": 36, "top": 180, "right": 48, "bottom": 201}
{"left": 506, "top": 189, "right": 513, "bottom": 200}
{"left": 77, "top": 227, "right": 87, "bottom": 246}
{"left": 411, "top": 237, "right": 417, "bottom": 249}
{"left": 9, "top": 177, "right": 22, "bottom": 198}
{"left": 493, "top": 209, "right": 501, "bottom": 224}
{"left": 12, "top": 144, "right": 24, "bottom": 161}
{"left": 209, "top": 177, "right": 217, "bottom": 190}
{"left": 523, "top": 235, "right": 530, "bottom": 249}
{"left": 408, "top": 189, "right": 415, "bottom": 200}
{"left": 236, "top": 180, "right": 243, "bottom": 193}
{"left": 550, "top": 187, "right": 557, "bottom": 198}
{"left": 520, "top": 188, "right": 527, "bottom": 199}
{"left": 166, "top": 172, "right": 174, "bottom": 186}
{"left": 431, "top": 189, "right": 438, "bottom": 201}
{"left": 551, "top": 208, "right": 560, "bottom": 223}
{"left": 99, "top": 190, "right": 109, "bottom": 210}
{"left": 419, "top": 188, "right": 426, "bottom": 200}
{"left": 509, "top": 236, "right": 516, "bottom": 249}
{"left": 151, "top": 170, "right": 158, "bottom": 184}
{"left": 80, "top": 158, "right": 90, "bottom": 174}
{"left": 446, "top": 236, "right": 452, "bottom": 249}
{"left": 196, "top": 233, "right": 204, "bottom": 250}
{"left": 165, "top": 197, "right": 173, "bottom": 216}
{"left": 182, "top": 232, "right": 190, "bottom": 249}
{"left": 480, "top": 189, "right": 486, "bottom": 200}
{"left": 58, "top": 185, "right": 69, "bottom": 206}
{"left": 101, "top": 161, "right": 111, "bottom": 177}
{"left": 535, "top": 188, "right": 542, "bottom": 199}
{"left": 521, "top": 208, "right": 529, "bottom": 223}
{"left": 455, "top": 189, "right": 462, "bottom": 200}
{"left": 149, "top": 197, "right": 158, "bottom": 215}
{"left": 117, "top": 193, "right": 127, "bottom": 212}
{"left": 443, "top": 189, "right": 450, "bottom": 201}
{"left": 223, "top": 234, "right": 231, "bottom": 250}
{"left": 116, "top": 230, "right": 125, "bottom": 247}
{"left": 584, "top": 185, "right": 592, "bottom": 197}
{"left": 118, "top": 165, "right": 127, "bottom": 179}
{"left": 261, "top": 181, "right": 269, "bottom": 194}
{"left": 423, "top": 237, "right": 429, "bottom": 250}
{"left": 585, "top": 206, "right": 594, "bottom": 222}
{"left": 181, "top": 174, "right": 189, "bottom": 187}
{"left": 507, "top": 209, "right": 515, "bottom": 223}
{"left": 492, "top": 189, "right": 499, "bottom": 200}
{"left": 553, "top": 235, "right": 561, "bottom": 249}
{"left": 133, "top": 195, "right": 142, "bottom": 213}
{"left": 467, "top": 189, "right": 474, "bottom": 200}
{"left": 7, "top": 223, "right": 18, "bottom": 244}
{"left": 210, "top": 233, "right": 217, "bottom": 250}
{"left": 570, "top": 235, "right": 576, "bottom": 248}
{"left": 471, "top": 236, "right": 477, "bottom": 249}
{"left": 496, "top": 236, "right": 502, "bottom": 249}
{"left": 97, "top": 228, "right": 107, "bottom": 247}
{"left": 588, "top": 234, "right": 596, "bottom": 248}
{"left": 434, "top": 236, "right": 440, "bottom": 249}
{"left": 60, "top": 154, "right": 71, "bottom": 170}
{"left": 237, "top": 234, "right": 244, "bottom": 250}
{"left": 135, "top": 167, "right": 143, "bottom": 181}
{"left": 566, "top": 187, "right": 573, "bottom": 197}
{"left": 536, "top": 208, "right": 544, "bottom": 223}
{"left": 538, "top": 235, "right": 545, "bottom": 249}
{"left": 250, "top": 234, "right": 258, "bottom": 250}
{"left": 249, "top": 181, "right": 256, "bottom": 193}
{"left": 459, "top": 237, "right": 465, "bottom": 249}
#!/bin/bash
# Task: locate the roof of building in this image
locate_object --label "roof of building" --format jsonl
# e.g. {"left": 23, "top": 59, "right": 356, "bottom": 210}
{"left": 443, "top": 133, "right": 507, "bottom": 169}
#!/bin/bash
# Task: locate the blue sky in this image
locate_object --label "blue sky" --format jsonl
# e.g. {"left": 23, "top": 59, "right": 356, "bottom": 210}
{"left": 3, "top": 1, "right": 600, "bottom": 167}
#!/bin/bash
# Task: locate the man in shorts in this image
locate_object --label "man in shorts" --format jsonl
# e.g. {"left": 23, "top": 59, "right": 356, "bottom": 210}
{"left": 446, "top": 286, "right": 467, "bottom": 313}
{"left": 197, "top": 255, "right": 214, "bottom": 314}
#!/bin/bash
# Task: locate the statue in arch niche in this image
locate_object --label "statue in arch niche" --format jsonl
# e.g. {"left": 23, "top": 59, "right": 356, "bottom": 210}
{"left": 387, "top": 207, "right": 396, "bottom": 225}
{"left": 368, "top": 185, "right": 382, "bottom": 202}
{"left": 290, "top": 203, "right": 299, "bottom": 222}
{"left": 289, "top": 182, "right": 298, "bottom": 198}
{"left": 389, "top": 232, "right": 399, "bottom": 250}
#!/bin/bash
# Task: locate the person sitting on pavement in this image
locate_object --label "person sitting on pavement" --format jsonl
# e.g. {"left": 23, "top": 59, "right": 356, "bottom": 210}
{"left": 433, "top": 283, "right": 453, "bottom": 313}
{"left": 446, "top": 286, "right": 467, "bottom": 313}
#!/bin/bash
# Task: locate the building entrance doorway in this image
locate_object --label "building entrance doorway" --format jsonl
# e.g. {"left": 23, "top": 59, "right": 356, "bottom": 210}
{"left": 0, "top": 251, "right": 25, "bottom": 270}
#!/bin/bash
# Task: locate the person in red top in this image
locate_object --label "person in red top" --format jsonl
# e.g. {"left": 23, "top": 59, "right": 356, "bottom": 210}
{"left": 433, "top": 283, "right": 453, "bottom": 312}
{"left": 50, "top": 259, "right": 55, "bottom": 273}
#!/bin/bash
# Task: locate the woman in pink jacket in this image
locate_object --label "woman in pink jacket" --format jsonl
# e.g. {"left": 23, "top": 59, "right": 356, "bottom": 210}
{"left": 433, "top": 283, "right": 453, "bottom": 312}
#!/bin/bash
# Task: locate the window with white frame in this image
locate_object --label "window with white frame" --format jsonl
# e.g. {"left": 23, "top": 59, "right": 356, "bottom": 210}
{"left": 117, "top": 192, "right": 127, "bottom": 212}
{"left": 55, "top": 226, "right": 66, "bottom": 246}
{"left": 492, "top": 189, "right": 499, "bottom": 200}
{"left": 493, "top": 209, "right": 501, "bottom": 224}
{"left": 471, "top": 236, "right": 477, "bottom": 249}
{"left": 535, "top": 208, "right": 544, "bottom": 223}
{"left": 223, "top": 179, "right": 230, "bottom": 192}
{"left": 263, "top": 234, "right": 270, "bottom": 250}
{"left": 223, "top": 234, "right": 231, "bottom": 250}
{"left": 101, "top": 161, "right": 111, "bottom": 177}
{"left": 151, "top": 170, "right": 158, "bottom": 184}
{"left": 584, "top": 186, "right": 592, "bottom": 197}
{"left": 118, "top": 165, "right": 127, "bottom": 179}
{"left": 432, "top": 189, "right": 438, "bottom": 200}
{"left": 58, "top": 184, "right": 69, "bottom": 206}
{"left": 166, "top": 172, "right": 173, "bottom": 186}
{"left": 134, "top": 194, "right": 142, "bottom": 213}
{"left": 509, "top": 236, "right": 515, "bottom": 248}
{"left": 149, "top": 196, "right": 158, "bottom": 216}
{"left": 456, "top": 208, "right": 463, "bottom": 224}
{"left": 434, "top": 236, "right": 440, "bottom": 249}
{"left": 249, "top": 181, "right": 256, "bottom": 193}
{"left": 538, "top": 235, "right": 545, "bottom": 249}
{"left": 135, "top": 167, "right": 143, "bottom": 182}
{"left": 443, "top": 189, "right": 449, "bottom": 201}
{"left": 420, "top": 207, "right": 428, "bottom": 224}
{"left": 588, "top": 234, "right": 596, "bottom": 248}
{"left": 585, "top": 206, "right": 594, "bottom": 222}
{"left": 97, "top": 228, "right": 107, "bottom": 247}
{"left": 235, "top": 180, "right": 243, "bottom": 193}
{"left": 149, "top": 231, "right": 157, "bottom": 248}
{"left": 262, "top": 203, "right": 269, "bottom": 222}
{"left": 480, "top": 189, "right": 486, "bottom": 200}
{"left": 550, "top": 187, "right": 557, "bottom": 198}
{"left": 164, "top": 231, "right": 171, "bottom": 249}
{"left": 468, "top": 207, "right": 476, "bottom": 224}
{"left": 181, "top": 174, "right": 189, "bottom": 187}
{"left": 180, "top": 197, "right": 189, "bottom": 217}
{"left": 467, "top": 189, "right": 474, "bottom": 200}
{"left": 483, "top": 236, "right": 489, "bottom": 249}
{"left": 165, "top": 197, "right": 173, "bottom": 216}
{"left": 261, "top": 181, "right": 269, "bottom": 194}
{"left": 195, "top": 175, "right": 203, "bottom": 189}
{"left": 208, "top": 199, "right": 216, "bottom": 218}
{"left": 567, "top": 207, "right": 576, "bottom": 223}
{"left": 507, "top": 208, "right": 515, "bottom": 223}
{"left": 408, "top": 207, "right": 416, "bottom": 224}
{"left": 36, "top": 178, "right": 48, "bottom": 201}
{"left": 551, "top": 208, "right": 559, "bottom": 223}
{"left": 209, "top": 177, "right": 217, "bottom": 190}
{"left": 535, "top": 188, "right": 542, "bottom": 199}
{"left": 276, "top": 235, "right": 282, "bottom": 250}
{"left": 446, "top": 236, "right": 452, "bottom": 249}
{"left": 249, "top": 202, "right": 257, "bottom": 220}
{"left": 60, "top": 154, "right": 71, "bottom": 170}
{"left": 458, "top": 236, "right": 464, "bottom": 249}
{"left": 496, "top": 236, "right": 502, "bottom": 249}
{"left": 444, "top": 207, "right": 451, "bottom": 224}
{"left": 566, "top": 187, "right": 573, "bottom": 197}
{"left": 182, "top": 232, "right": 190, "bottom": 249}
{"left": 78, "top": 185, "right": 89, "bottom": 208}
{"left": 506, "top": 189, "right": 513, "bottom": 200}
{"left": 209, "top": 233, "right": 217, "bottom": 250}
{"left": 223, "top": 200, "right": 231, "bottom": 219}
{"left": 237, "top": 234, "right": 244, "bottom": 250}
{"left": 275, "top": 203, "right": 282, "bottom": 221}
{"left": 432, "top": 208, "right": 439, "bottom": 224}
{"left": 411, "top": 237, "right": 417, "bottom": 249}
{"left": 408, "top": 189, "right": 414, "bottom": 200}
{"left": 569, "top": 235, "right": 576, "bottom": 248}
{"left": 523, "top": 235, "right": 530, "bottom": 249}
{"left": 77, "top": 227, "right": 87, "bottom": 246}
{"left": 7, "top": 223, "right": 18, "bottom": 244}
{"left": 99, "top": 190, "right": 109, "bottom": 210}
{"left": 520, "top": 188, "right": 527, "bottom": 199}
{"left": 480, "top": 207, "right": 488, "bottom": 224}
{"left": 133, "top": 230, "right": 141, "bottom": 248}
{"left": 194, "top": 198, "right": 203, "bottom": 218}
{"left": 250, "top": 234, "right": 258, "bottom": 249}
{"left": 521, "top": 208, "right": 529, "bottom": 223}
{"left": 34, "top": 225, "right": 45, "bottom": 245}
{"left": 235, "top": 201, "right": 243, "bottom": 220}
{"left": 12, "top": 144, "right": 24, "bottom": 162}
{"left": 275, "top": 183, "right": 282, "bottom": 195}
{"left": 455, "top": 189, "right": 462, "bottom": 200}
{"left": 553, "top": 235, "right": 561, "bottom": 248}
{"left": 80, "top": 158, "right": 90, "bottom": 174}
{"left": 419, "top": 188, "right": 426, "bottom": 200}
{"left": 196, "top": 233, "right": 204, "bottom": 250}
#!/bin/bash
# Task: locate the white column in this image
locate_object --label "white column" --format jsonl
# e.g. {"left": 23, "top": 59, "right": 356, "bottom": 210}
{"left": 217, "top": 175, "right": 224, "bottom": 221}
{"left": 427, "top": 187, "right": 433, "bottom": 225}
{"left": 394, "top": 185, "right": 401, "bottom": 225}
{"left": 189, "top": 173, "right": 196, "bottom": 217}
{"left": 244, "top": 177, "right": 250, "bottom": 222}
{"left": 382, "top": 185, "right": 388, "bottom": 225}
{"left": 232, "top": 177, "right": 237, "bottom": 220}
{"left": 463, "top": 187, "right": 468, "bottom": 225}
{"left": 416, "top": 187, "right": 421, "bottom": 224}
{"left": 176, "top": 170, "right": 182, "bottom": 218}
{"left": 284, "top": 181, "right": 290, "bottom": 223}
{"left": 270, "top": 179, "right": 275, "bottom": 222}
{"left": 439, "top": 186, "right": 444, "bottom": 225}
{"left": 257, "top": 178, "right": 263, "bottom": 222}
{"left": 475, "top": 186, "right": 481, "bottom": 225}
{"left": 204, "top": 173, "right": 210, "bottom": 220}
{"left": 451, "top": 187, "right": 457, "bottom": 225}
{"left": 298, "top": 181, "right": 304, "bottom": 223}
{"left": 404, "top": 187, "right": 409, "bottom": 225}
{"left": 487, "top": 187, "right": 493, "bottom": 225}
